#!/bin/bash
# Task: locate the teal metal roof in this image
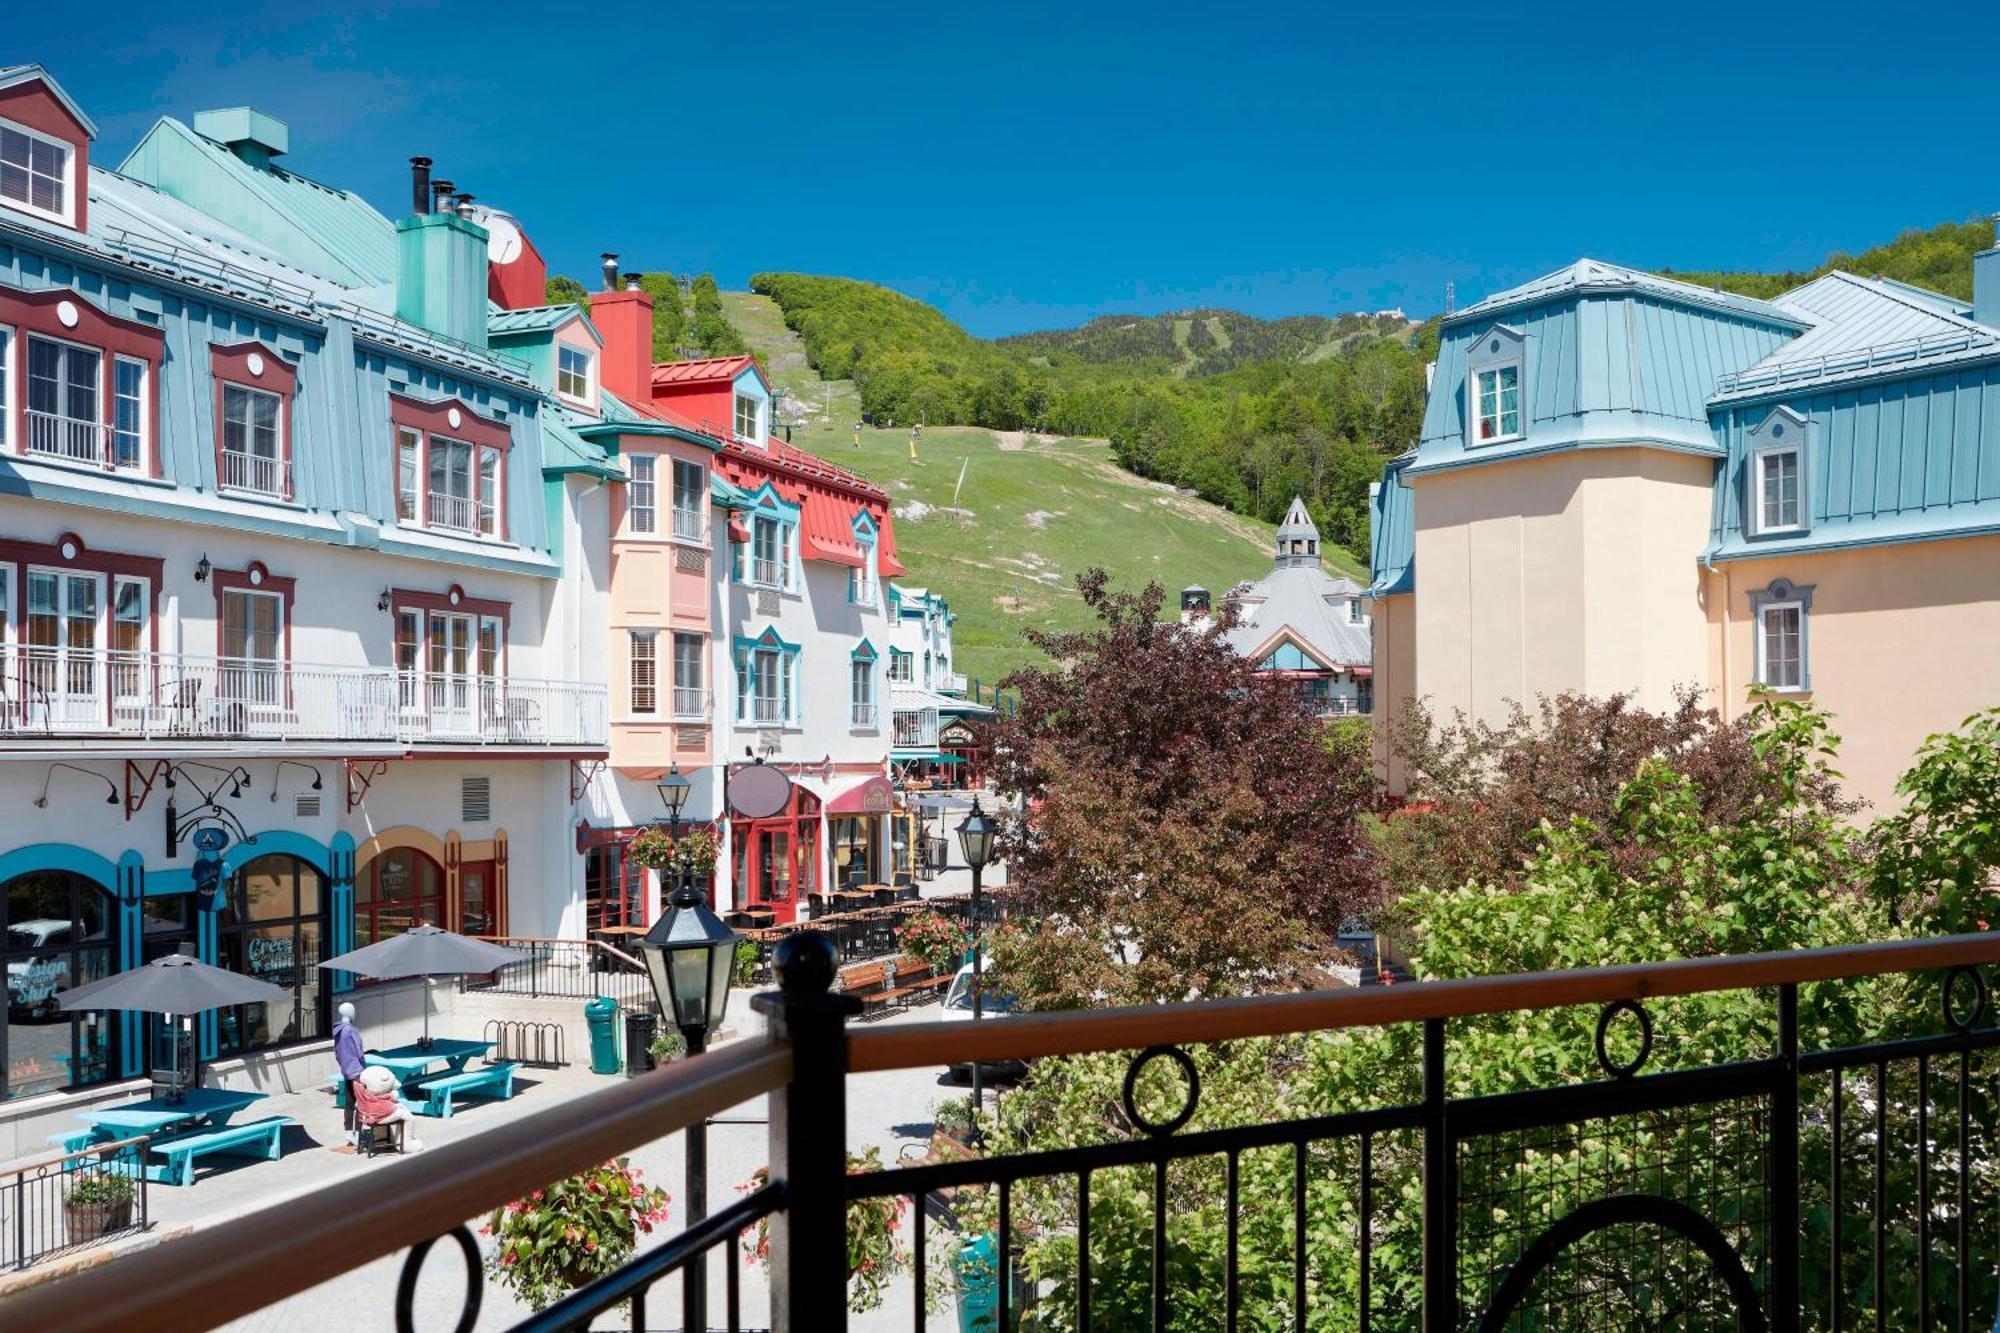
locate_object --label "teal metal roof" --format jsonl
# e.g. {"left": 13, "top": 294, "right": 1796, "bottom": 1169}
{"left": 542, "top": 408, "right": 617, "bottom": 479}
{"left": 1367, "top": 453, "right": 1416, "bottom": 597}
{"left": 490, "top": 304, "right": 598, "bottom": 341}
{"left": 1448, "top": 258, "right": 1804, "bottom": 331}
{"left": 119, "top": 116, "right": 398, "bottom": 288}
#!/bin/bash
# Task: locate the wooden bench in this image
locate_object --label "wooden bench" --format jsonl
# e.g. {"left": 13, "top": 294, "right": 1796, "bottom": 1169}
{"left": 879, "top": 957, "right": 939, "bottom": 1008}
{"left": 409, "top": 1061, "right": 518, "bottom": 1119}
{"left": 837, "top": 962, "right": 895, "bottom": 1018}
{"left": 147, "top": 1115, "right": 293, "bottom": 1186}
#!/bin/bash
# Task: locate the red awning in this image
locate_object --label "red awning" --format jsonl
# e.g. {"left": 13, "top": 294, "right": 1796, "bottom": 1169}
{"left": 827, "top": 774, "right": 896, "bottom": 814}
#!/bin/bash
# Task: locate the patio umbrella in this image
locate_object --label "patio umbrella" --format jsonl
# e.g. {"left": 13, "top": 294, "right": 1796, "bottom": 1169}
{"left": 318, "top": 926, "right": 528, "bottom": 1047}
{"left": 56, "top": 954, "right": 293, "bottom": 1102}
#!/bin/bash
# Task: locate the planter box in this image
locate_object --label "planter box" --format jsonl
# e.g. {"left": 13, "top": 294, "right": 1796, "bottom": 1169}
{"left": 65, "top": 1199, "right": 133, "bottom": 1244}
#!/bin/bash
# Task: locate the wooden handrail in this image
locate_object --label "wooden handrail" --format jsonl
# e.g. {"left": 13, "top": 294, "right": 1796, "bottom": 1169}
{"left": 846, "top": 933, "right": 2000, "bottom": 1073}
{"left": 3, "top": 1038, "right": 791, "bottom": 1333}
{"left": 470, "top": 933, "right": 647, "bottom": 972}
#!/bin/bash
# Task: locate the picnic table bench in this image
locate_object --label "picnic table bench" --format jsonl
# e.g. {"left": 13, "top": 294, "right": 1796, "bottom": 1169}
{"left": 880, "top": 956, "right": 953, "bottom": 1008}
{"left": 836, "top": 962, "right": 896, "bottom": 1018}
{"left": 144, "top": 1115, "right": 293, "bottom": 1186}
{"left": 408, "top": 1060, "right": 519, "bottom": 1118}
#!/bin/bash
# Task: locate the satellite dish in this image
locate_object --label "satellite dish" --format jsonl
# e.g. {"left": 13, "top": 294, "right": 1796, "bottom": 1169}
{"left": 727, "top": 762, "right": 792, "bottom": 820}
{"left": 466, "top": 205, "right": 524, "bottom": 265}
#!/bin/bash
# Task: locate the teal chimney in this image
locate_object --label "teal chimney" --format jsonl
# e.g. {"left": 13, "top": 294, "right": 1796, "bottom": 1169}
{"left": 396, "top": 210, "right": 489, "bottom": 348}
{"left": 1977, "top": 215, "right": 2000, "bottom": 331}
{"left": 192, "top": 107, "right": 289, "bottom": 170}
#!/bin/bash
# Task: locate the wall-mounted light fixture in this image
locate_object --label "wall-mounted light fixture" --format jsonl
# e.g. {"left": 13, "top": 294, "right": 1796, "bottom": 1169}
{"left": 271, "top": 761, "right": 325, "bottom": 802}
{"left": 175, "top": 760, "right": 250, "bottom": 800}
{"left": 377, "top": 588, "right": 393, "bottom": 612}
{"left": 35, "top": 763, "right": 119, "bottom": 809}
{"left": 194, "top": 554, "right": 212, "bottom": 583}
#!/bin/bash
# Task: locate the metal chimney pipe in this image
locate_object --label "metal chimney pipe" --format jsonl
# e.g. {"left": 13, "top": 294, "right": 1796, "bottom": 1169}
{"left": 625, "top": 273, "right": 642, "bottom": 293}
{"left": 409, "top": 157, "right": 432, "bottom": 215}
{"left": 431, "top": 179, "right": 456, "bottom": 213}
{"left": 452, "top": 192, "right": 474, "bottom": 217}
{"left": 601, "top": 253, "right": 619, "bottom": 291}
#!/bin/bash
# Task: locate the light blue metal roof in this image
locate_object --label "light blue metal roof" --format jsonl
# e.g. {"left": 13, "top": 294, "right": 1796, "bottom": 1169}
{"left": 1414, "top": 290, "right": 1796, "bottom": 472}
{"left": 1448, "top": 258, "right": 1805, "bottom": 331}
{"left": 542, "top": 407, "right": 617, "bottom": 479}
{"left": 1367, "top": 453, "right": 1415, "bottom": 597}
{"left": 1711, "top": 272, "right": 1999, "bottom": 401}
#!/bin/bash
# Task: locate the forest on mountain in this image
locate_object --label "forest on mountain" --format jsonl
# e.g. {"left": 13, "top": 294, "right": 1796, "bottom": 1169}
{"left": 749, "top": 272, "right": 1432, "bottom": 561}
{"left": 544, "top": 271, "right": 748, "bottom": 360}
{"left": 1661, "top": 217, "right": 1994, "bottom": 303}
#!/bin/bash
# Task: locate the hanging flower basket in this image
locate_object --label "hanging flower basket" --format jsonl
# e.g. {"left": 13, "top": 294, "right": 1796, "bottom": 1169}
{"left": 483, "top": 1159, "right": 670, "bottom": 1312}
{"left": 627, "top": 826, "right": 718, "bottom": 874}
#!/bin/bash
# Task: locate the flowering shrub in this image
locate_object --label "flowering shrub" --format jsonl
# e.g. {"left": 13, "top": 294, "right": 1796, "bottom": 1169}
{"left": 626, "top": 825, "right": 719, "bottom": 874}
{"left": 484, "top": 1159, "right": 670, "bottom": 1311}
{"left": 742, "top": 1146, "right": 906, "bottom": 1313}
{"left": 895, "top": 910, "right": 967, "bottom": 977}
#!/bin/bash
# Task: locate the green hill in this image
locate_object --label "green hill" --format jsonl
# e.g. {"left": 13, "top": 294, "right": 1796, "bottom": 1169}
{"left": 720, "top": 290, "right": 1352, "bottom": 686}
{"left": 1659, "top": 217, "right": 1994, "bottom": 303}
{"left": 1001, "top": 308, "right": 1419, "bottom": 378}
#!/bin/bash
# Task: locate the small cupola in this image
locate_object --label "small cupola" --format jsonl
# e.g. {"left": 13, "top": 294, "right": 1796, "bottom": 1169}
{"left": 1180, "top": 585, "right": 1211, "bottom": 622}
{"left": 1274, "top": 495, "right": 1321, "bottom": 568}
{"left": 192, "top": 107, "right": 289, "bottom": 170}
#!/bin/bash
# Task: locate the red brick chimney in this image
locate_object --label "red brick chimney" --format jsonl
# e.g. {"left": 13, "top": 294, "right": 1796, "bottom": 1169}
{"left": 590, "top": 286, "right": 654, "bottom": 407}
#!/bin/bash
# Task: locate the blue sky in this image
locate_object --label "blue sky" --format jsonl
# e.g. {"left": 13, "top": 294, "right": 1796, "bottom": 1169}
{"left": 19, "top": 0, "right": 2000, "bottom": 336}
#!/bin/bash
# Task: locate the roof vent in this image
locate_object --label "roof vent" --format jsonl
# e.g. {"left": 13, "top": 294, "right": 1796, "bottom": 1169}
{"left": 295, "top": 793, "right": 321, "bottom": 819}
{"left": 461, "top": 775, "right": 492, "bottom": 824}
{"left": 601, "top": 253, "right": 620, "bottom": 291}
{"left": 192, "top": 108, "right": 289, "bottom": 169}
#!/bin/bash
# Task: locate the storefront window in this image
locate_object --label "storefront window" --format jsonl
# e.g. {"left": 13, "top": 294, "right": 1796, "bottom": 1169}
{"left": 830, "top": 816, "right": 881, "bottom": 889}
{"left": 3, "top": 870, "right": 116, "bottom": 1101}
{"left": 585, "top": 843, "right": 639, "bottom": 932}
{"left": 217, "top": 855, "right": 326, "bottom": 1056}
{"left": 357, "top": 847, "right": 444, "bottom": 947}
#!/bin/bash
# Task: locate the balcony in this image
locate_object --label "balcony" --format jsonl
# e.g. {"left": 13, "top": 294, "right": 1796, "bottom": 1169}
{"left": 672, "top": 506, "right": 705, "bottom": 542}
{"left": 425, "top": 490, "right": 495, "bottom": 537}
{"left": 219, "top": 447, "right": 288, "bottom": 498}
{"left": 25, "top": 409, "right": 106, "bottom": 466}
{"left": 672, "top": 686, "right": 709, "bottom": 720}
{"left": 23, "top": 932, "right": 2000, "bottom": 1331}
{"left": 0, "top": 649, "right": 604, "bottom": 746}
{"left": 751, "top": 557, "right": 782, "bottom": 588}
{"left": 752, "top": 694, "right": 786, "bottom": 725}
{"left": 850, "top": 701, "right": 878, "bottom": 728}
{"left": 892, "top": 708, "right": 937, "bottom": 749}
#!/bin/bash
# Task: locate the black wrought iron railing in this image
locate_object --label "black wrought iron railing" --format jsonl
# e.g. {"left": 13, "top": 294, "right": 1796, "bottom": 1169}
{"left": 461, "top": 936, "right": 655, "bottom": 1010}
{"left": 10, "top": 933, "right": 2000, "bottom": 1332}
{"left": 0, "top": 1136, "right": 150, "bottom": 1272}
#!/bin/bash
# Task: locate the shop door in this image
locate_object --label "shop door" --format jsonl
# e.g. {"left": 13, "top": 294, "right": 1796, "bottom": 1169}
{"left": 457, "top": 859, "right": 501, "bottom": 938}
{"left": 756, "top": 827, "right": 795, "bottom": 923}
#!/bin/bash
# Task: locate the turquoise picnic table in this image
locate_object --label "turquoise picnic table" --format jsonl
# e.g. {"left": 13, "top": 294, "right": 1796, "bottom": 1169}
{"left": 75, "top": 1088, "right": 266, "bottom": 1140}
{"left": 367, "top": 1038, "right": 493, "bottom": 1083}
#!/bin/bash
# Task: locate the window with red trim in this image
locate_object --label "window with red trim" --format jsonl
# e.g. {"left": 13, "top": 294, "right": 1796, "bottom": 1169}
{"left": 388, "top": 395, "right": 509, "bottom": 540}
{"left": 388, "top": 586, "right": 509, "bottom": 736}
{"left": 210, "top": 343, "right": 297, "bottom": 500}
{"left": 356, "top": 846, "right": 445, "bottom": 948}
{"left": 0, "top": 290, "right": 163, "bottom": 477}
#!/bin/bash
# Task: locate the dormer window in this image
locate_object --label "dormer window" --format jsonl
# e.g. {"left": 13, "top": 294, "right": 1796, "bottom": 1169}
{"left": 734, "top": 392, "right": 762, "bottom": 443}
{"left": 389, "top": 394, "right": 509, "bottom": 541}
{"left": 1747, "top": 406, "right": 1810, "bottom": 537}
{"left": 1465, "top": 325, "right": 1526, "bottom": 448}
{"left": 0, "top": 119, "right": 72, "bottom": 224}
{"left": 557, "top": 345, "right": 593, "bottom": 404}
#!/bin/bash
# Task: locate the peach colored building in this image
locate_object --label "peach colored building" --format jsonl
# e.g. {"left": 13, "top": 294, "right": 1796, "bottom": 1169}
{"left": 1370, "top": 245, "right": 2000, "bottom": 812}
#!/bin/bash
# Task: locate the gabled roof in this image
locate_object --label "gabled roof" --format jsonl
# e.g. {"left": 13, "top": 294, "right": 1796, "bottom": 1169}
{"left": 651, "top": 355, "right": 761, "bottom": 387}
{"left": 0, "top": 64, "right": 96, "bottom": 138}
{"left": 1222, "top": 562, "right": 1371, "bottom": 669}
{"left": 715, "top": 437, "right": 903, "bottom": 576}
{"left": 1449, "top": 257, "right": 1805, "bottom": 330}
{"left": 489, "top": 303, "right": 599, "bottom": 343}
{"left": 119, "top": 116, "right": 397, "bottom": 287}
{"left": 1275, "top": 495, "right": 1319, "bottom": 542}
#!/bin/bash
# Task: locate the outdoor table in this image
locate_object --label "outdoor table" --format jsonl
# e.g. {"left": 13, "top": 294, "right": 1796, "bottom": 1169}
{"left": 78, "top": 1088, "right": 266, "bottom": 1140}
{"left": 365, "top": 1038, "right": 494, "bottom": 1085}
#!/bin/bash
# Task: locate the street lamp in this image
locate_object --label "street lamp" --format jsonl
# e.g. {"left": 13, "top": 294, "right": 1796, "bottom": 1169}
{"left": 956, "top": 798, "right": 997, "bottom": 1120}
{"left": 637, "top": 766, "right": 736, "bottom": 1333}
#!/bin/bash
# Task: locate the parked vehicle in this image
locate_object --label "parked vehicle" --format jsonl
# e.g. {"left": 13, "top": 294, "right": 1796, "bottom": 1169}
{"left": 939, "top": 963, "right": 1026, "bottom": 1083}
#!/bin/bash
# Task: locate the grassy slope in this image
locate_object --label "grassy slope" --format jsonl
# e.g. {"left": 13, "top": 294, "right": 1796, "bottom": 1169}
{"left": 720, "top": 291, "right": 1361, "bottom": 686}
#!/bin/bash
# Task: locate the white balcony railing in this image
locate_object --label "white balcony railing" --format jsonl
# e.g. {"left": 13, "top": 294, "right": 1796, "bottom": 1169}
{"left": 26, "top": 410, "right": 105, "bottom": 466}
{"left": 946, "top": 672, "right": 968, "bottom": 695}
{"left": 672, "top": 686, "right": 708, "bottom": 720}
{"left": 426, "top": 491, "right": 494, "bottom": 536}
{"left": 220, "top": 449, "right": 287, "bottom": 498}
{"left": 752, "top": 695, "right": 786, "bottom": 725}
{"left": 0, "top": 649, "right": 605, "bottom": 745}
{"left": 751, "top": 558, "right": 782, "bottom": 588}
{"left": 672, "top": 507, "right": 705, "bottom": 542}
{"left": 892, "top": 708, "right": 937, "bottom": 749}
{"left": 850, "top": 702, "right": 878, "bottom": 728}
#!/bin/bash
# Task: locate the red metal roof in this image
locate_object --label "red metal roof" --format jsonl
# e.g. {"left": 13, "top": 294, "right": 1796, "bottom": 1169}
{"left": 650, "top": 356, "right": 759, "bottom": 387}
{"left": 716, "top": 440, "right": 904, "bottom": 577}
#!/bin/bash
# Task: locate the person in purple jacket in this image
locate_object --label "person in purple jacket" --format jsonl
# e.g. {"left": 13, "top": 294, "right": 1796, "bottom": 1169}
{"left": 332, "top": 1002, "right": 364, "bottom": 1147}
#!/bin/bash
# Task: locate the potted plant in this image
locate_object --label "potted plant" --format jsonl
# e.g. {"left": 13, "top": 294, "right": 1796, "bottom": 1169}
{"left": 648, "top": 1025, "right": 686, "bottom": 1065}
{"left": 483, "top": 1158, "right": 670, "bottom": 1311}
{"left": 930, "top": 1096, "right": 976, "bottom": 1157}
{"left": 895, "top": 909, "right": 968, "bottom": 979}
{"left": 742, "top": 1147, "right": 907, "bottom": 1314}
{"left": 65, "top": 1170, "right": 135, "bottom": 1243}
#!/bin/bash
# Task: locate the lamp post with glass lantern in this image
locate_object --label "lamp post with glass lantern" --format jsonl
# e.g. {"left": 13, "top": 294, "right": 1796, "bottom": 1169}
{"left": 638, "top": 764, "right": 737, "bottom": 1333}
{"left": 955, "top": 797, "right": 997, "bottom": 1118}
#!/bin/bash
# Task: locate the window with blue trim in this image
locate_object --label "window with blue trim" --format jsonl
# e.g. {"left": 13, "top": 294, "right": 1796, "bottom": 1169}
{"left": 851, "top": 642, "right": 877, "bottom": 727}
{"left": 736, "top": 632, "right": 798, "bottom": 725}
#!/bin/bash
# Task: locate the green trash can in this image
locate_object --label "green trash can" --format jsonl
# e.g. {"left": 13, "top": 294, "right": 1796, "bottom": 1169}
{"left": 956, "top": 1233, "right": 998, "bottom": 1333}
{"left": 585, "top": 996, "right": 621, "bottom": 1075}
